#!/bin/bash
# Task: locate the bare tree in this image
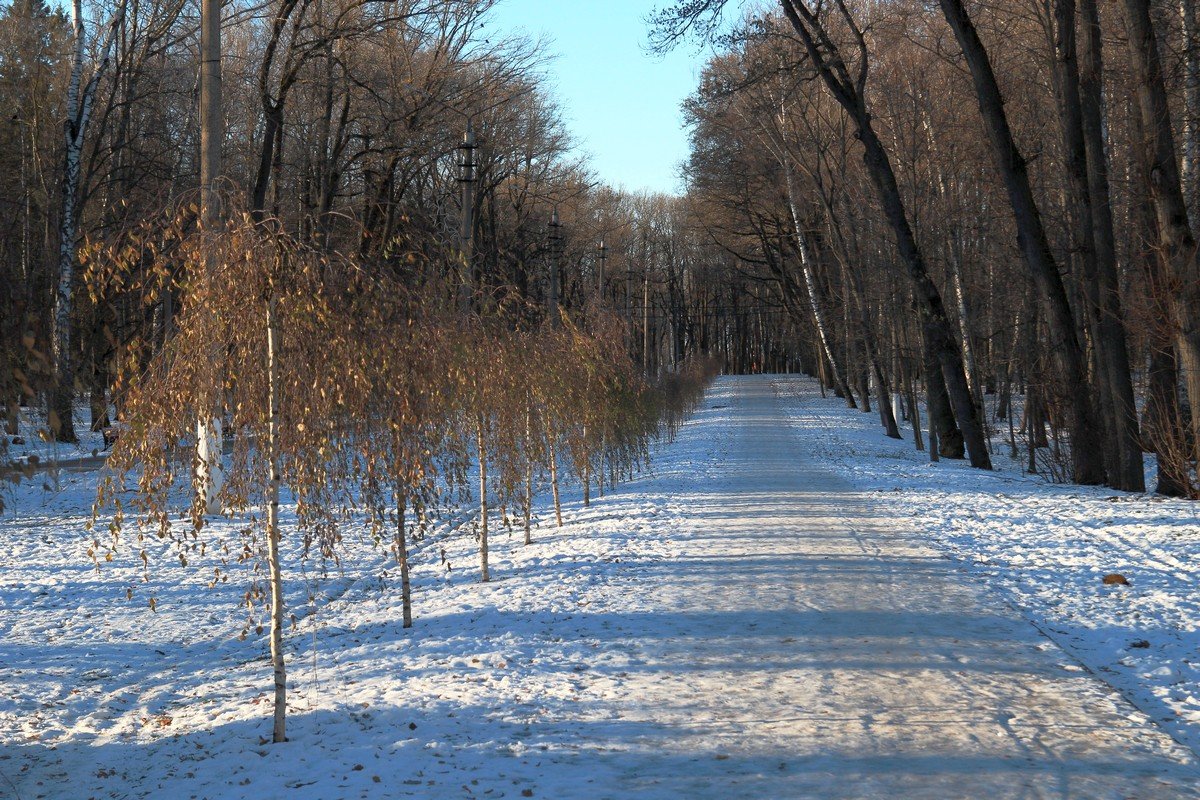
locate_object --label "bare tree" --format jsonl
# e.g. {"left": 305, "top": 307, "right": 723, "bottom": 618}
{"left": 52, "top": 0, "right": 123, "bottom": 442}
{"left": 1120, "top": 0, "right": 1200, "bottom": 470}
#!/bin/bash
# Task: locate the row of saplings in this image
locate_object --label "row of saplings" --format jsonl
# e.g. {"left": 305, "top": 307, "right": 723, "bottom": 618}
{"left": 85, "top": 212, "right": 720, "bottom": 742}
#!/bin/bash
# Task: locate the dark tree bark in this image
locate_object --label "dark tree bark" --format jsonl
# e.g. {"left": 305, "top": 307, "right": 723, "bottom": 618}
{"left": 778, "top": 0, "right": 990, "bottom": 468}
{"left": 923, "top": 334, "right": 966, "bottom": 460}
{"left": 1077, "top": 0, "right": 1145, "bottom": 492}
{"left": 1132, "top": 102, "right": 1191, "bottom": 497}
{"left": 938, "top": 0, "right": 1104, "bottom": 484}
{"left": 1120, "top": 0, "right": 1200, "bottom": 470}
{"left": 251, "top": 0, "right": 308, "bottom": 219}
{"left": 1051, "top": 0, "right": 1118, "bottom": 479}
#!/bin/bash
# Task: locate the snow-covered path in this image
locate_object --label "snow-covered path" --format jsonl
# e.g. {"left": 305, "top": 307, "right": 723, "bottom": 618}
{"left": 3, "top": 374, "right": 1200, "bottom": 798}
{"left": 549, "top": 374, "right": 1200, "bottom": 798}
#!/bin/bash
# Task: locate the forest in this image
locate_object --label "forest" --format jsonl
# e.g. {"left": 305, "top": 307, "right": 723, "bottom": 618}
{"left": 0, "top": 0, "right": 734, "bottom": 743}
{"left": 0, "top": 0, "right": 741, "bottom": 460}
{"left": 4, "top": 0, "right": 1200, "bottom": 793}
{"left": 652, "top": 0, "right": 1200, "bottom": 498}
{"left": 3, "top": 0, "right": 1200, "bottom": 504}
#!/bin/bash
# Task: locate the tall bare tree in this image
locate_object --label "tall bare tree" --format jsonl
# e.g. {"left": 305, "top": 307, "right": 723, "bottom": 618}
{"left": 52, "top": 0, "right": 123, "bottom": 442}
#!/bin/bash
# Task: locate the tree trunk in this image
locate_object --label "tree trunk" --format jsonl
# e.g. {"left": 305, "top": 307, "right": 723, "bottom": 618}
{"left": 196, "top": 417, "right": 224, "bottom": 513}
{"left": 52, "top": 0, "right": 98, "bottom": 445}
{"left": 476, "top": 414, "right": 490, "bottom": 583}
{"left": 198, "top": 0, "right": 224, "bottom": 511}
{"left": 548, "top": 432, "right": 562, "bottom": 527}
{"left": 926, "top": 381, "right": 940, "bottom": 463}
{"left": 52, "top": 120, "right": 78, "bottom": 446}
{"left": 1079, "top": 0, "right": 1145, "bottom": 491}
{"left": 949, "top": 255, "right": 979, "bottom": 401}
{"left": 200, "top": 0, "right": 222, "bottom": 225}
{"left": 266, "top": 292, "right": 287, "bottom": 744}
{"left": 459, "top": 122, "right": 476, "bottom": 309}
{"left": 582, "top": 424, "right": 590, "bottom": 507}
{"left": 396, "top": 490, "right": 412, "bottom": 628}
{"left": 1121, "top": 0, "right": 1200, "bottom": 469}
{"left": 524, "top": 402, "right": 534, "bottom": 545}
{"left": 923, "top": 334, "right": 965, "bottom": 459}
{"left": 54, "top": 1, "right": 129, "bottom": 443}
{"left": 1027, "top": 382, "right": 1040, "bottom": 473}
{"left": 938, "top": 0, "right": 1104, "bottom": 484}
{"left": 1182, "top": 0, "right": 1200, "bottom": 223}
{"left": 252, "top": 101, "right": 281, "bottom": 218}
{"left": 598, "top": 429, "right": 607, "bottom": 498}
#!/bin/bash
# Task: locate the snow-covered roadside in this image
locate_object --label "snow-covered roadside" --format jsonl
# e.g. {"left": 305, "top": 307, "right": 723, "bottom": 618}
{"left": 0, "top": 403, "right": 693, "bottom": 800}
{"left": 772, "top": 374, "right": 1200, "bottom": 757}
{"left": 5, "top": 374, "right": 1200, "bottom": 800}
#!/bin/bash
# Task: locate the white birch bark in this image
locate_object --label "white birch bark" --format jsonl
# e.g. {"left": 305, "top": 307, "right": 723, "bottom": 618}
{"left": 195, "top": 419, "right": 224, "bottom": 510}
{"left": 266, "top": 292, "right": 286, "bottom": 743}
{"left": 476, "top": 414, "right": 490, "bottom": 582}
{"left": 55, "top": 0, "right": 123, "bottom": 439}
{"left": 950, "top": 262, "right": 977, "bottom": 397}
{"left": 783, "top": 162, "right": 849, "bottom": 399}
{"left": 922, "top": 113, "right": 980, "bottom": 398}
{"left": 197, "top": 0, "right": 225, "bottom": 512}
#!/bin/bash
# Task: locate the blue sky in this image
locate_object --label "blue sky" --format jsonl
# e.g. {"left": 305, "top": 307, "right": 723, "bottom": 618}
{"left": 483, "top": 1, "right": 712, "bottom": 196}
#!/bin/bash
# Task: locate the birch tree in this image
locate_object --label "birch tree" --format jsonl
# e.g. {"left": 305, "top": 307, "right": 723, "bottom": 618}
{"left": 51, "top": 0, "right": 123, "bottom": 442}
{"left": 88, "top": 209, "right": 385, "bottom": 743}
{"left": 196, "top": 0, "right": 224, "bottom": 512}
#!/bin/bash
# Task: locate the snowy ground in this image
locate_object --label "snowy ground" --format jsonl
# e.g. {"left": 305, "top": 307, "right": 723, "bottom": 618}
{"left": 2, "top": 404, "right": 111, "bottom": 467}
{"left": 773, "top": 375, "right": 1200, "bottom": 758}
{"left": 1, "top": 375, "right": 1199, "bottom": 799}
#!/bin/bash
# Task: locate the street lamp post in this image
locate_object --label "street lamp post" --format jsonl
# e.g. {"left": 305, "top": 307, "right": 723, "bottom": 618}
{"left": 596, "top": 240, "right": 607, "bottom": 298}
{"left": 458, "top": 120, "right": 476, "bottom": 311}
{"left": 548, "top": 208, "right": 562, "bottom": 326}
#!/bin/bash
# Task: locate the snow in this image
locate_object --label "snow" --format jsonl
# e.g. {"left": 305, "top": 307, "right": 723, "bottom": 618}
{"left": 2, "top": 374, "right": 1199, "bottom": 798}
{"left": 3, "top": 403, "right": 111, "bottom": 468}
{"left": 772, "top": 376, "right": 1200, "bottom": 756}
